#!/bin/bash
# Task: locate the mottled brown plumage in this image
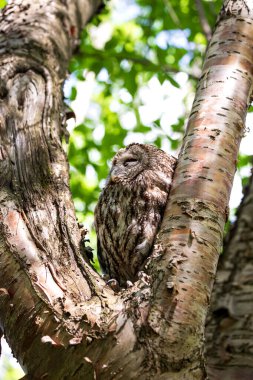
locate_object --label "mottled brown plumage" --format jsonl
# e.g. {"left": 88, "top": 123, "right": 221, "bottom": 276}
{"left": 94, "top": 143, "right": 176, "bottom": 285}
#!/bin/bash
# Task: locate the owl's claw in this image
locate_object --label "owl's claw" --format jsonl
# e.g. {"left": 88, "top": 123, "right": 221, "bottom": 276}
{"left": 137, "top": 271, "right": 150, "bottom": 285}
{"left": 106, "top": 279, "right": 120, "bottom": 292}
{"left": 126, "top": 280, "right": 133, "bottom": 288}
{"left": 101, "top": 273, "right": 110, "bottom": 281}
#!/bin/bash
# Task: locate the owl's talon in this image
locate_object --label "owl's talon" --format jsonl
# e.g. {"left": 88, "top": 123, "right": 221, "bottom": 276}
{"left": 106, "top": 279, "right": 120, "bottom": 292}
{"left": 137, "top": 271, "right": 150, "bottom": 285}
{"left": 101, "top": 273, "right": 110, "bottom": 281}
{"left": 126, "top": 280, "right": 133, "bottom": 288}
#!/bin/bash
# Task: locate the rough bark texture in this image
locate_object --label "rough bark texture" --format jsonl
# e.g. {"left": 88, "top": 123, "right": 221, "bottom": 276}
{"left": 142, "top": 1, "right": 253, "bottom": 378}
{"left": 0, "top": 1, "right": 121, "bottom": 378}
{"left": 206, "top": 172, "right": 253, "bottom": 380}
{"left": 0, "top": 0, "right": 253, "bottom": 379}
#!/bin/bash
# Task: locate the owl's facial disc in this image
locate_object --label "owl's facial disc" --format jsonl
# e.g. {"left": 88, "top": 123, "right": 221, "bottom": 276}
{"left": 110, "top": 153, "right": 139, "bottom": 182}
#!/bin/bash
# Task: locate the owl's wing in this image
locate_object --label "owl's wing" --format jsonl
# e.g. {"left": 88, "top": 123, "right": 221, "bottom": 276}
{"left": 97, "top": 238, "right": 108, "bottom": 275}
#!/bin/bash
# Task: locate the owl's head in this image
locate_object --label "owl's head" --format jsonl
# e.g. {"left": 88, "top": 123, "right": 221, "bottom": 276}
{"left": 108, "top": 143, "right": 147, "bottom": 184}
{"left": 108, "top": 143, "right": 175, "bottom": 186}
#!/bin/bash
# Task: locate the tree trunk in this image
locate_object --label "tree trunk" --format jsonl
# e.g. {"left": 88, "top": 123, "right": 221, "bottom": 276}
{"left": 0, "top": 0, "right": 253, "bottom": 379}
{"left": 206, "top": 171, "right": 253, "bottom": 380}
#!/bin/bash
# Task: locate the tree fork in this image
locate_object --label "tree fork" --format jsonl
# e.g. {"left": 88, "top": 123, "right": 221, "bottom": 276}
{"left": 0, "top": 1, "right": 253, "bottom": 379}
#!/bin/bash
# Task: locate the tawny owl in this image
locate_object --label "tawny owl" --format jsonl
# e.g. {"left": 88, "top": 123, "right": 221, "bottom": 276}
{"left": 94, "top": 143, "right": 176, "bottom": 286}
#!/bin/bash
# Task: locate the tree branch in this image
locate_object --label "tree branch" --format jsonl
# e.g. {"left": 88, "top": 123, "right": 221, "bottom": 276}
{"left": 195, "top": 0, "right": 213, "bottom": 41}
{"left": 142, "top": 1, "right": 253, "bottom": 377}
{"left": 77, "top": 49, "right": 200, "bottom": 81}
{"left": 206, "top": 171, "right": 253, "bottom": 379}
{"left": 0, "top": 1, "right": 124, "bottom": 377}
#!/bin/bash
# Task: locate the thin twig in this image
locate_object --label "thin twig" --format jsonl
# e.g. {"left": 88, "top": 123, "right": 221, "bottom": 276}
{"left": 195, "top": 0, "right": 212, "bottom": 41}
{"left": 163, "top": 0, "right": 181, "bottom": 27}
{"left": 79, "top": 51, "right": 200, "bottom": 81}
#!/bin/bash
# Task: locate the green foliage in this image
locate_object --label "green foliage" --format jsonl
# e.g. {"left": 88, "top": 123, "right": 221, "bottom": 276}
{"left": 238, "top": 154, "right": 253, "bottom": 169}
{"left": 67, "top": 0, "right": 222, "bottom": 225}
{"left": 0, "top": 0, "right": 7, "bottom": 9}
{"left": 238, "top": 154, "right": 253, "bottom": 188}
{"left": 0, "top": 356, "right": 24, "bottom": 380}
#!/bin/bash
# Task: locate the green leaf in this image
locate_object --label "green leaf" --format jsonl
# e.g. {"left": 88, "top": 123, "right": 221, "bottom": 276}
{"left": 238, "top": 154, "right": 253, "bottom": 169}
{"left": 134, "top": 125, "right": 152, "bottom": 133}
{"left": 0, "top": 0, "right": 7, "bottom": 9}
{"left": 165, "top": 74, "right": 180, "bottom": 88}
{"left": 69, "top": 87, "right": 77, "bottom": 101}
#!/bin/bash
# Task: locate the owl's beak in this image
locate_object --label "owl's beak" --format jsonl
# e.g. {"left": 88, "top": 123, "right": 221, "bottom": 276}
{"left": 110, "top": 168, "right": 119, "bottom": 182}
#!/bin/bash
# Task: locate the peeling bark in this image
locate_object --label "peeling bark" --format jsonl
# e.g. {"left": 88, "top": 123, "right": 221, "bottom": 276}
{"left": 0, "top": 1, "right": 123, "bottom": 378}
{"left": 0, "top": 0, "right": 253, "bottom": 379}
{"left": 142, "top": 0, "right": 253, "bottom": 377}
